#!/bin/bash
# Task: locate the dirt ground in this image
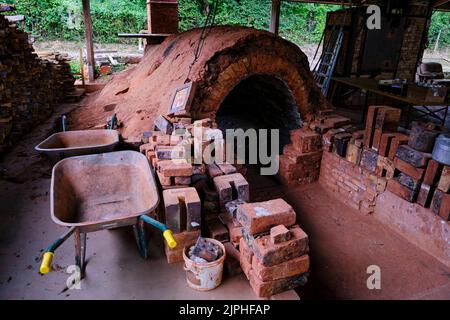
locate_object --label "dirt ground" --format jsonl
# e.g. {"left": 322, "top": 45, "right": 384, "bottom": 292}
{"left": 0, "top": 103, "right": 448, "bottom": 299}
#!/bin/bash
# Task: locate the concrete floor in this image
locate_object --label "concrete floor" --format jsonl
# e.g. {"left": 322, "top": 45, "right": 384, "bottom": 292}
{"left": 0, "top": 105, "right": 449, "bottom": 299}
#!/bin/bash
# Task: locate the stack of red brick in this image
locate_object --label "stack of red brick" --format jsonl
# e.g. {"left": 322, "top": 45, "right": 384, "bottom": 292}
{"left": 141, "top": 116, "right": 253, "bottom": 268}
{"left": 386, "top": 122, "right": 449, "bottom": 221}
{"left": 317, "top": 105, "right": 449, "bottom": 221}
{"left": 277, "top": 128, "right": 323, "bottom": 186}
{"left": 237, "top": 199, "right": 309, "bottom": 297}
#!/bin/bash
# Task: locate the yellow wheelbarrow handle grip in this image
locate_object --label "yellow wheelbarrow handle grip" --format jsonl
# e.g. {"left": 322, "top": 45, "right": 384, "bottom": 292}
{"left": 163, "top": 230, "right": 177, "bottom": 249}
{"left": 40, "top": 252, "right": 54, "bottom": 274}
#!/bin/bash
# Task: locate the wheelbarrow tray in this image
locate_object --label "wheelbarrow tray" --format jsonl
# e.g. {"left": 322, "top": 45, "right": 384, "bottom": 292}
{"left": 36, "top": 129, "right": 119, "bottom": 162}
{"left": 50, "top": 151, "right": 159, "bottom": 233}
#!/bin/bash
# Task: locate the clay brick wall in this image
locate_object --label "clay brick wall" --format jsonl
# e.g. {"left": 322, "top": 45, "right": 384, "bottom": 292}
{"left": 319, "top": 151, "right": 387, "bottom": 214}
{"left": 396, "top": 16, "right": 429, "bottom": 81}
{"left": 0, "top": 15, "right": 75, "bottom": 153}
{"left": 327, "top": 3, "right": 430, "bottom": 80}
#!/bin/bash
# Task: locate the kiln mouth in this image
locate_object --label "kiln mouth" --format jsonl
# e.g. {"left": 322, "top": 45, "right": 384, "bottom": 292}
{"left": 216, "top": 74, "right": 302, "bottom": 157}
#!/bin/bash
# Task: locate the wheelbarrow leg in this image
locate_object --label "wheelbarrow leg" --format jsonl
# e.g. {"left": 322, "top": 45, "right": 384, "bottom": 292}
{"left": 80, "top": 232, "right": 87, "bottom": 277}
{"left": 74, "top": 229, "right": 87, "bottom": 278}
{"left": 133, "top": 220, "right": 148, "bottom": 259}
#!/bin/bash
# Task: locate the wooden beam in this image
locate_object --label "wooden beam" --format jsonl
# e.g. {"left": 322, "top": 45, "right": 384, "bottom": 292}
{"left": 270, "top": 0, "right": 281, "bottom": 35}
{"left": 432, "top": 0, "right": 450, "bottom": 8}
{"left": 82, "top": 0, "right": 95, "bottom": 82}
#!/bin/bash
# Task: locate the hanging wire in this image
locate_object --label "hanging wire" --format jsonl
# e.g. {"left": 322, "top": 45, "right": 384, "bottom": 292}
{"left": 186, "top": 0, "right": 220, "bottom": 82}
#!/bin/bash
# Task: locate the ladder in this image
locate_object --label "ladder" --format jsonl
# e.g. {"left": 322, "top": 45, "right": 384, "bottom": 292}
{"left": 313, "top": 26, "right": 344, "bottom": 96}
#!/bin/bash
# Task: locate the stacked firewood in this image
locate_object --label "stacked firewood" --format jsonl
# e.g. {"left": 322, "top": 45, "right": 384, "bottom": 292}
{"left": 0, "top": 15, "right": 75, "bottom": 153}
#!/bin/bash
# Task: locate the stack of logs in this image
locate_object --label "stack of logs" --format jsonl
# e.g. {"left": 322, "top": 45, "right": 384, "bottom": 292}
{"left": 0, "top": 14, "right": 75, "bottom": 153}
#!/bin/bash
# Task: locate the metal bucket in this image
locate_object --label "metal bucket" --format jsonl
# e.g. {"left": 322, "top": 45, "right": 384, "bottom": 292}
{"left": 183, "top": 238, "right": 226, "bottom": 291}
{"left": 432, "top": 133, "right": 450, "bottom": 166}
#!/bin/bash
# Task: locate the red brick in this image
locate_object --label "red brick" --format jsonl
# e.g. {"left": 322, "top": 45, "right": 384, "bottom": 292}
{"left": 374, "top": 106, "right": 401, "bottom": 131}
{"left": 174, "top": 176, "right": 191, "bottom": 185}
{"left": 239, "top": 237, "right": 253, "bottom": 264}
{"left": 224, "top": 242, "right": 242, "bottom": 276}
{"left": 270, "top": 225, "right": 291, "bottom": 244}
{"left": 395, "top": 145, "right": 432, "bottom": 168}
{"left": 237, "top": 199, "right": 296, "bottom": 235}
{"left": 157, "top": 171, "right": 172, "bottom": 186}
{"left": 219, "top": 214, "right": 243, "bottom": 244}
{"left": 139, "top": 142, "right": 156, "bottom": 154}
{"left": 206, "top": 163, "right": 223, "bottom": 178}
{"left": 394, "top": 157, "right": 425, "bottom": 181}
{"left": 251, "top": 254, "right": 309, "bottom": 282}
{"left": 290, "top": 129, "right": 321, "bottom": 153}
{"left": 408, "top": 123, "right": 439, "bottom": 153}
{"left": 360, "top": 148, "right": 378, "bottom": 172}
{"left": 158, "top": 159, "right": 193, "bottom": 177}
{"left": 364, "top": 106, "right": 383, "bottom": 148}
{"left": 155, "top": 145, "right": 186, "bottom": 160}
{"left": 423, "top": 160, "right": 443, "bottom": 186}
{"left": 192, "top": 163, "right": 206, "bottom": 175}
{"left": 151, "top": 134, "right": 171, "bottom": 145}
{"left": 193, "top": 118, "right": 212, "bottom": 128}
{"left": 431, "top": 189, "right": 450, "bottom": 221}
{"left": 240, "top": 252, "right": 252, "bottom": 280}
{"left": 217, "top": 162, "right": 237, "bottom": 175}
{"left": 437, "top": 166, "right": 450, "bottom": 193}
{"left": 371, "top": 128, "right": 383, "bottom": 151}
{"left": 345, "top": 143, "right": 362, "bottom": 164}
{"left": 283, "top": 146, "right": 322, "bottom": 165}
{"left": 378, "top": 133, "right": 397, "bottom": 157}
{"left": 251, "top": 225, "right": 309, "bottom": 267}
{"left": 387, "top": 133, "right": 409, "bottom": 161}
{"left": 205, "top": 218, "right": 229, "bottom": 242}
{"left": 386, "top": 178, "right": 417, "bottom": 203}
{"left": 164, "top": 230, "right": 200, "bottom": 264}
{"left": 248, "top": 269, "right": 308, "bottom": 298}
{"left": 213, "top": 173, "right": 249, "bottom": 208}
{"left": 375, "top": 156, "right": 395, "bottom": 178}
{"left": 417, "top": 184, "right": 433, "bottom": 208}
{"left": 163, "top": 187, "right": 201, "bottom": 233}
{"left": 324, "top": 116, "right": 350, "bottom": 128}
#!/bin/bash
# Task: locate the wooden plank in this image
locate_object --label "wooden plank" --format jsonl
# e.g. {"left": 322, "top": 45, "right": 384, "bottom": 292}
{"left": 270, "top": 0, "right": 281, "bottom": 35}
{"left": 332, "top": 77, "right": 450, "bottom": 107}
{"left": 82, "top": 0, "right": 95, "bottom": 82}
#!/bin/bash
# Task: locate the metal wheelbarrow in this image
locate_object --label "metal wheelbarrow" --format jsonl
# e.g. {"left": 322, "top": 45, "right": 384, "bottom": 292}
{"left": 35, "top": 129, "right": 120, "bottom": 163}
{"left": 40, "top": 150, "right": 176, "bottom": 276}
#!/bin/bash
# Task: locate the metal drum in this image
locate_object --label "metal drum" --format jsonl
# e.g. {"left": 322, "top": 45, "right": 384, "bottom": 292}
{"left": 432, "top": 133, "right": 450, "bottom": 166}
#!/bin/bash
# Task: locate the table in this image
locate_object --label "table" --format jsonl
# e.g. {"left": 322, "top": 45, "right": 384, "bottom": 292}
{"left": 331, "top": 77, "right": 449, "bottom": 125}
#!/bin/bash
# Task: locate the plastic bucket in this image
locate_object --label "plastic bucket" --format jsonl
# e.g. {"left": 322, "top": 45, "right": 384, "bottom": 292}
{"left": 182, "top": 238, "right": 226, "bottom": 291}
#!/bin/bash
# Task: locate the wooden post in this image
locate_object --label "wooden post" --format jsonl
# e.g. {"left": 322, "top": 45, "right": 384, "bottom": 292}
{"left": 270, "top": 0, "right": 281, "bottom": 35}
{"left": 82, "top": 0, "right": 95, "bottom": 82}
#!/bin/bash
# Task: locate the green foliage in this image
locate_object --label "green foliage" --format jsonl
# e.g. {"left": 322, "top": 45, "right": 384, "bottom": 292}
{"left": 4, "top": 0, "right": 450, "bottom": 48}
{"left": 7, "top": 0, "right": 147, "bottom": 42}
{"left": 429, "top": 11, "right": 450, "bottom": 49}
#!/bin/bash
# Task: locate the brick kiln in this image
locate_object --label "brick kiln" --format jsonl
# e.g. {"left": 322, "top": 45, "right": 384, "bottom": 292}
{"left": 71, "top": 25, "right": 335, "bottom": 297}
{"left": 70, "top": 26, "right": 330, "bottom": 142}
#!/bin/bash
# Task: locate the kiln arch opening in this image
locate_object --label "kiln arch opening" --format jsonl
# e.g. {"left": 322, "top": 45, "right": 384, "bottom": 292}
{"left": 216, "top": 74, "right": 302, "bottom": 153}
